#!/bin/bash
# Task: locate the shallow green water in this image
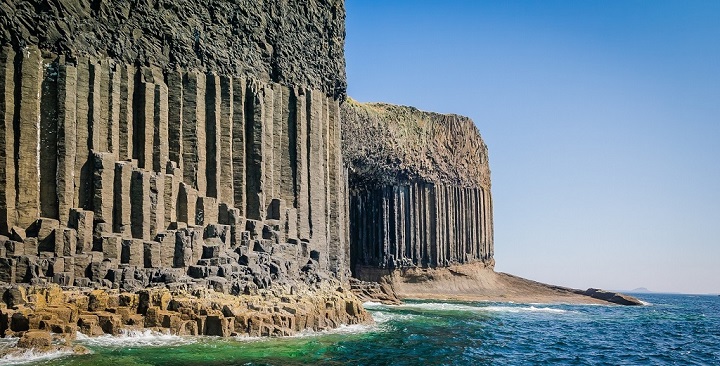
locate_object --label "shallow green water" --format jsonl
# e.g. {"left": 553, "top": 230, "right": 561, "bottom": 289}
{"left": 2, "top": 294, "right": 719, "bottom": 365}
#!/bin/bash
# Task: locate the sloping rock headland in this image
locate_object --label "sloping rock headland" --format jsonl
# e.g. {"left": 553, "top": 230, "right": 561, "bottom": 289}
{"left": 341, "top": 100, "right": 642, "bottom": 306}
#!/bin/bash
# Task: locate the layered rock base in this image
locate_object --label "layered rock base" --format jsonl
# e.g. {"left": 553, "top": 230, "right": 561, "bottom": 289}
{"left": 1, "top": 281, "right": 370, "bottom": 354}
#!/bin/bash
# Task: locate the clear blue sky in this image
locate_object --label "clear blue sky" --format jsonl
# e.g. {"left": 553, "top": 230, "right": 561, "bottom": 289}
{"left": 345, "top": 0, "right": 720, "bottom": 294}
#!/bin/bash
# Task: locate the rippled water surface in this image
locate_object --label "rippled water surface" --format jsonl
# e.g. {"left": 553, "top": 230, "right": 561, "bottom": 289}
{"left": 3, "top": 293, "right": 718, "bottom": 365}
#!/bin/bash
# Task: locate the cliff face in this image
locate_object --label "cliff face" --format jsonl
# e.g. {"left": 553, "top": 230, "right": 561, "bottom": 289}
{"left": 0, "top": 0, "right": 366, "bottom": 340}
{"left": 341, "top": 100, "right": 494, "bottom": 275}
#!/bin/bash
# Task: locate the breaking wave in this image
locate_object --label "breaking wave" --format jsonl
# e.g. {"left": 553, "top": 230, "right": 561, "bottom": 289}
{"left": 75, "top": 329, "right": 195, "bottom": 348}
{"left": 0, "top": 348, "right": 74, "bottom": 365}
{"left": 367, "top": 301, "right": 573, "bottom": 315}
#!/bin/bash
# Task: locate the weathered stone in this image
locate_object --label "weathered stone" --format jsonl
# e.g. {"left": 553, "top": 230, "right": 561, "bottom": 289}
{"left": 101, "top": 235, "right": 123, "bottom": 261}
{"left": 55, "top": 227, "right": 77, "bottom": 257}
{"left": 182, "top": 71, "right": 207, "bottom": 195}
{"left": 121, "top": 239, "right": 144, "bottom": 267}
{"left": 52, "top": 271, "right": 74, "bottom": 286}
{"left": 92, "top": 151, "right": 116, "bottom": 227}
{"left": 4, "top": 240, "right": 24, "bottom": 256}
{"left": 16, "top": 255, "right": 39, "bottom": 283}
{"left": 16, "top": 46, "right": 43, "bottom": 229}
{"left": 10, "top": 226, "right": 26, "bottom": 242}
{"left": 0, "top": 257, "right": 15, "bottom": 283}
{"left": 69, "top": 209, "right": 94, "bottom": 254}
{"left": 155, "top": 231, "right": 176, "bottom": 268}
{"left": 150, "top": 172, "right": 166, "bottom": 236}
{"left": 113, "top": 161, "right": 133, "bottom": 236}
{"left": 131, "top": 169, "right": 151, "bottom": 240}
{"left": 0, "top": 47, "right": 16, "bottom": 234}
{"left": 17, "top": 330, "right": 51, "bottom": 348}
{"left": 178, "top": 183, "right": 198, "bottom": 226}
{"left": 143, "top": 241, "right": 161, "bottom": 268}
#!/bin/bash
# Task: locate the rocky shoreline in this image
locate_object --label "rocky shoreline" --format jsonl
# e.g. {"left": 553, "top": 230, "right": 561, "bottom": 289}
{"left": 352, "top": 262, "right": 643, "bottom": 306}
{"left": 0, "top": 281, "right": 370, "bottom": 357}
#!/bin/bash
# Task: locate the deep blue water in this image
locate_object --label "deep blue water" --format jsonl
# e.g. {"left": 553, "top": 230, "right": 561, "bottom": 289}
{"left": 2, "top": 293, "right": 718, "bottom": 365}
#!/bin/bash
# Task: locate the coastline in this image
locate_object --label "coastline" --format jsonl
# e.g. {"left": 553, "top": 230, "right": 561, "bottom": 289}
{"left": 0, "top": 282, "right": 372, "bottom": 358}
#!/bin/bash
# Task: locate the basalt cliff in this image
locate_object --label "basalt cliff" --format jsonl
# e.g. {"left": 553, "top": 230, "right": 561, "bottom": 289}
{"left": 342, "top": 101, "right": 493, "bottom": 274}
{"left": 0, "top": 0, "right": 373, "bottom": 351}
{"left": 340, "top": 101, "right": 641, "bottom": 306}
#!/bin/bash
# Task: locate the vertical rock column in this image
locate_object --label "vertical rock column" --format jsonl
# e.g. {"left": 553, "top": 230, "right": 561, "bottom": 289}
{"left": 107, "top": 63, "right": 121, "bottom": 159}
{"left": 153, "top": 82, "right": 169, "bottom": 173}
{"left": 149, "top": 173, "right": 165, "bottom": 237}
{"left": 131, "top": 170, "right": 151, "bottom": 240}
{"left": 113, "top": 161, "right": 133, "bottom": 236}
{"left": 40, "top": 60, "right": 59, "bottom": 219}
{"left": 231, "top": 77, "right": 246, "bottom": 216}
{"left": 92, "top": 152, "right": 115, "bottom": 230}
{"left": 218, "top": 76, "right": 234, "bottom": 206}
{"left": 327, "top": 98, "right": 345, "bottom": 276}
{"left": 167, "top": 69, "right": 183, "bottom": 170}
{"left": 271, "top": 84, "right": 285, "bottom": 209}
{"left": 16, "top": 46, "right": 43, "bottom": 228}
{"left": 118, "top": 64, "right": 134, "bottom": 161}
{"left": 308, "top": 90, "right": 328, "bottom": 262}
{"left": 205, "top": 73, "right": 221, "bottom": 199}
{"left": 245, "top": 82, "right": 265, "bottom": 220}
{"left": 262, "top": 84, "right": 274, "bottom": 206}
{"left": 134, "top": 74, "right": 154, "bottom": 170}
{"left": 74, "top": 58, "right": 92, "bottom": 210}
{"left": 0, "top": 47, "right": 16, "bottom": 233}
{"left": 294, "top": 88, "right": 310, "bottom": 241}
{"left": 279, "top": 86, "right": 296, "bottom": 215}
{"left": 182, "top": 71, "right": 207, "bottom": 195}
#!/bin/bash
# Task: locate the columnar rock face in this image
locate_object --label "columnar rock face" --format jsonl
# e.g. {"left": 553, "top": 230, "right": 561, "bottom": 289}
{"left": 0, "top": 0, "right": 350, "bottom": 296}
{"left": 0, "top": 48, "right": 349, "bottom": 291}
{"left": 341, "top": 100, "right": 494, "bottom": 274}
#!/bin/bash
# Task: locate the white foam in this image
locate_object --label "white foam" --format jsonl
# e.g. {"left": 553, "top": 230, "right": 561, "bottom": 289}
{"left": 293, "top": 322, "right": 377, "bottom": 338}
{"left": 362, "top": 301, "right": 385, "bottom": 308}
{"left": 388, "top": 302, "right": 572, "bottom": 314}
{"left": 0, "top": 348, "right": 74, "bottom": 365}
{"left": 230, "top": 322, "right": 379, "bottom": 342}
{"left": 395, "top": 302, "right": 485, "bottom": 312}
{"left": 75, "top": 329, "right": 195, "bottom": 348}
{"left": 370, "top": 311, "right": 418, "bottom": 324}
{"left": 483, "top": 305, "right": 569, "bottom": 314}
{"left": 638, "top": 300, "right": 652, "bottom": 306}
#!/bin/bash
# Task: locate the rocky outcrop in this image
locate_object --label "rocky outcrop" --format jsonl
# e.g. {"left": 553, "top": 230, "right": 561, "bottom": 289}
{"left": 349, "top": 278, "right": 400, "bottom": 305}
{"left": 341, "top": 100, "right": 493, "bottom": 275}
{"left": 578, "top": 288, "right": 643, "bottom": 306}
{"left": 0, "top": 0, "right": 371, "bottom": 341}
{"left": 0, "top": 282, "right": 369, "bottom": 345}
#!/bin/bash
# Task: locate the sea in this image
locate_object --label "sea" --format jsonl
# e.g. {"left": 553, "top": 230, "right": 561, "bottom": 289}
{"left": 1, "top": 293, "right": 718, "bottom": 365}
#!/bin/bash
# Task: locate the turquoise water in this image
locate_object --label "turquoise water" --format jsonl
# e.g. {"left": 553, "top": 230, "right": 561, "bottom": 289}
{"left": 3, "top": 293, "right": 719, "bottom": 365}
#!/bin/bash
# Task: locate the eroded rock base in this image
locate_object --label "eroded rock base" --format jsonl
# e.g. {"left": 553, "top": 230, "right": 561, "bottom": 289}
{"left": 0, "top": 282, "right": 371, "bottom": 349}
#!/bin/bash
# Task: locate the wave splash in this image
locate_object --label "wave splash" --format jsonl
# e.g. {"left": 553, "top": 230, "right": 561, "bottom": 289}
{"left": 75, "top": 329, "right": 195, "bottom": 348}
{"left": 367, "top": 301, "right": 573, "bottom": 314}
{"left": 0, "top": 348, "right": 74, "bottom": 365}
